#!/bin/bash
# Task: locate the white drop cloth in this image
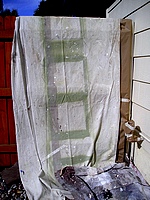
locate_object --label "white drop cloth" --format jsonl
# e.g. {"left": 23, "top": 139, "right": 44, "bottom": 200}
{"left": 11, "top": 16, "right": 120, "bottom": 199}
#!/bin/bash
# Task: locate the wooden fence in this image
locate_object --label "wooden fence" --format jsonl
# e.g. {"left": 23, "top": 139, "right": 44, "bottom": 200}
{"left": 0, "top": 16, "right": 17, "bottom": 167}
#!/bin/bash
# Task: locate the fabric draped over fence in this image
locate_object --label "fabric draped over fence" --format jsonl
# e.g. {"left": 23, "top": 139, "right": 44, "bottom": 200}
{"left": 11, "top": 16, "right": 120, "bottom": 199}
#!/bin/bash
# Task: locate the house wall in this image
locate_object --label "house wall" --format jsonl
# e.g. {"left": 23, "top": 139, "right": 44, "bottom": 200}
{"left": 106, "top": 0, "right": 150, "bottom": 184}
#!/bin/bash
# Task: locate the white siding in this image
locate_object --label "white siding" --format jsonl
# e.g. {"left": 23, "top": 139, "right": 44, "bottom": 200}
{"left": 132, "top": 104, "right": 150, "bottom": 143}
{"left": 107, "top": 1, "right": 149, "bottom": 24}
{"left": 134, "top": 30, "right": 150, "bottom": 56}
{"left": 132, "top": 81, "right": 150, "bottom": 110}
{"left": 133, "top": 57, "right": 150, "bottom": 82}
{"left": 107, "top": 0, "right": 150, "bottom": 184}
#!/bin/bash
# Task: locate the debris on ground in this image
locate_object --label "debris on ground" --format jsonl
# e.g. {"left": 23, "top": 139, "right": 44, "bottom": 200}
{"left": 0, "top": 175, "right": 28, "bottom": 199}
{"left": 0, "top": 162, "right": 28, "bottom": 200}
{"left": 1, "top": 162, "right": 150, "bottom": 199}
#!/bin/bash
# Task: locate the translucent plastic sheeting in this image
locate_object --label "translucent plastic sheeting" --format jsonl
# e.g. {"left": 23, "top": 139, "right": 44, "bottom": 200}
{"left": 11, "top": 16, "right": 120, "bottom": 199}
{"left": 55, "top": 163, "right": 150, "bottom": 199}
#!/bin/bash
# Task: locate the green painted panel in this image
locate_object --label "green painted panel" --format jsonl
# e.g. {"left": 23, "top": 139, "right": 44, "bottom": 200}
{"left": 56, "top": 92, "right": 88, "bottom": 104}
{"left": 50, "top": 39, "right": 84, "bottom": 63}
{"left": 58, "top": 129, "right": 89, "bottom": 140}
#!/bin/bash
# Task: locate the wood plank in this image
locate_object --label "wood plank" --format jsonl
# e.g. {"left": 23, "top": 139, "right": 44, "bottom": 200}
{"left": 0, "top": 88, "right": 11, "bottom": 97}
{"left": 0, "top": 154, "right": 11, "bottom": 166}
{"left": 11, "top": 154, "right": 18, "bottom": 165}
{"left": 0, "top": 30, "right": 14, "bottom": 39}
{"left": 0, "top": 16, "right": 16, "bottom": 167}
{"left": 7, "top": 99, "right": 16, "bottom": 144}
{"left": 0, "top": 42, "right": 5, "bottom": 87}
{"left": 5, "top": 42, "right": 12, "bottom": 88}
{"left": 0, "top": 99, "right": 9, "bottom": 144}
{"left": 0, "top": 144, "right": 17, "bottom": 153}
{"left": 4, "top": 16, "right": 16, "bottom": 30}
{"left": 0, "top": 17, "right": 4, "bottom": 30}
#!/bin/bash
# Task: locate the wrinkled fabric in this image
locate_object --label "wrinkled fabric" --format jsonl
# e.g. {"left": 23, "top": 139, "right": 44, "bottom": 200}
{"left": 11, "top": 16, "right": 120, "bottom": 199}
